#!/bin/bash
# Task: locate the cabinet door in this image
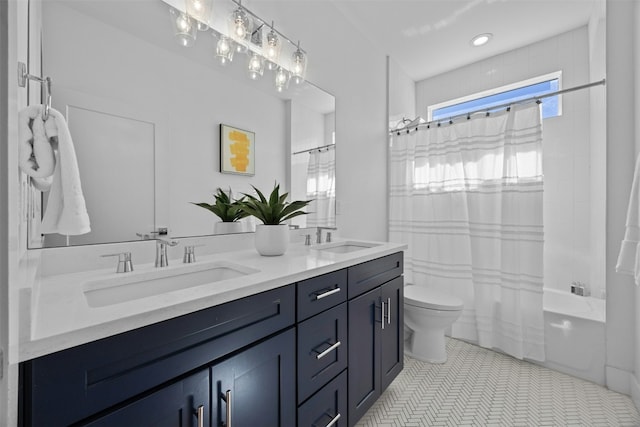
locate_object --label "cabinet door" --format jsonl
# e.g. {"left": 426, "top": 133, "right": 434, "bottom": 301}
{"left": 347, "top": 288, "right": 381, "bottom": 427}
{"left": 380, "top": 276, "right": 404, "bottom": 391}
{"left": 211, "top": 329, "right": 295, "bottom": 427}
{"left": 298, "top": 370, "right": 347, "bottom": 427}
{"left": 82, "top": 369, "right": 209, "bottom": 427}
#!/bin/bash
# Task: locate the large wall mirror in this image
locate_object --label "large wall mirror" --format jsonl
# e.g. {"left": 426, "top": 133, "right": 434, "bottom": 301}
{"left": 30, "top": 0, "right": 335, "bottom": 248}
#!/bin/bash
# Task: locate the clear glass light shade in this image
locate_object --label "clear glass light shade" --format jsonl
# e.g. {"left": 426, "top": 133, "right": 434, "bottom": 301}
{"left": 169, "top": 8, "right": 197, "bottom": 47}
{"left": 228, "top": 7, "right": 251, "bottom": 43}
{"left": 185, "top": 0, "right": 213, "bottom": 31}
{"left": 247, "top": 53, "right": 265, "bottom": 80}
{"left": 265, "top": 29, "right": 281, "bottom": 64}
{"left": 291, "top": 47, "right": 307, "bottom": 84}
{"left": 216, "top": 35, "right": 234, "bottom": 65}
{"left": 274, "top": 66, "right": 290, "bottom": 92}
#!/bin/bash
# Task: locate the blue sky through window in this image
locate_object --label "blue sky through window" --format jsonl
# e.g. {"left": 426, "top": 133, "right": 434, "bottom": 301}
{"left": 432, "top": 79, "right": 559, "bottom": 121}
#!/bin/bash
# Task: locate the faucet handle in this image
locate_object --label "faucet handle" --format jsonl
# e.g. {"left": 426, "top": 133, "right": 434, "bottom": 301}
{"left": 101, "top": 252, "right": 134, "bottom": 273}
{"left": 157, "top": 238, "right": 179, "bottom": 247}
{"left": 183, "top": 244, "right": 204, "bottom": 263}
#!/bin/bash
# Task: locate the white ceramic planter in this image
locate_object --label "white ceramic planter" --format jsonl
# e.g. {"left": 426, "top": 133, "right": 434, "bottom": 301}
{"left": 214, "top": 221, "right": 244, "bottom": 235}
{"left": 254, "top": 224, "right": 289, "bottom": 256}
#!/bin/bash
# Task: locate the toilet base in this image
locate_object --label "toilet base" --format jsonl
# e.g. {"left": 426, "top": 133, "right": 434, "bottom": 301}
{"left": 405, "top": 328, "right": 448, "bottom": 364}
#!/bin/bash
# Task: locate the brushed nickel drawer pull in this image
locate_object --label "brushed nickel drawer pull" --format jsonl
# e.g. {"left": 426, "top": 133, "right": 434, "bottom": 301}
{"left": 325, "top": 413, "right": 341, "bottom": 427}
{"left": 196, "top": 405, "right": 204, "bottom": 427}
{"left": 387, "top": 297, "right": 392, "bottom": 325}
{"left": 381, "top": 301, "right": 386, "bottom": 330}
{"left": 316, "top": 341, "right": 342, "bottom": 360}
{"left": 221, "top": 390, "right": 232, "bottom": 427}
{"left": 315, "top": 287, "right": 341, "bottom": 300}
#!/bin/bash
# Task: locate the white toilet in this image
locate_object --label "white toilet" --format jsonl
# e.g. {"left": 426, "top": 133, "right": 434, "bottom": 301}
{"left": 404, "top": 284, "right": 464, "bottom": 363}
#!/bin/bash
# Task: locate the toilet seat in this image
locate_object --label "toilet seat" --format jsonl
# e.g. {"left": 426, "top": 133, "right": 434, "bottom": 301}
{"left": 404, "top": 285, "right": 464, "bottom": 311}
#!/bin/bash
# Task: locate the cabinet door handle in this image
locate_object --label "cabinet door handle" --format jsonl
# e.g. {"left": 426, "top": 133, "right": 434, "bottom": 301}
{"left": 387, "top": 297, "right": 392, "bottom": 325}
{"left": 221, "top": 390, "right": 232, "bottom": 427}
{"left": 195, "top": 404, "right": 204, "bottom": 427}
{"left": 325, "top": 412, "right": 341, "bottom": 427}
{"left": 315, "top": 287, "right": 341, "bottom": 300}
{"left": 316, "top": 341, "right": 342, "bottom": 360}
{"left": 381, "top": 301, "right": 385, "bottom": 330}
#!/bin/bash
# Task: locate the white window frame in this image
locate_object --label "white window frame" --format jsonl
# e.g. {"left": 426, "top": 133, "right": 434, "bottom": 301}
{"left": 427, "top": 71, "right": 563, "bottom": 121}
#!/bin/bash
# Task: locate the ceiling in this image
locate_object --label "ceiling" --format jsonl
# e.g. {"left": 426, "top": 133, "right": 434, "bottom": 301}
{"left": 329, "top": 0, "right": 602, "bottom": 82}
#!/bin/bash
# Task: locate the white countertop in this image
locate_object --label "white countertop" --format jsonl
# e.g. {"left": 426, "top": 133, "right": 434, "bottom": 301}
{"left": 19, "top": 239, "right": 406, "bottom": 361}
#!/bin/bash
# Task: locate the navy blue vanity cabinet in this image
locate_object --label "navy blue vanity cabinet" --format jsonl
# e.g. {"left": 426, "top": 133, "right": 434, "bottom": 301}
{"left": 82, "top": 369, "right": 210, "bottom": 427}
{"left": 211, "top": 329, "right": 295, "bottom": 427}
{"left": 296, "top": 270, "right": 349, "bottom": 426}
{"left": 19, "top": 285, "right": 295, "bottom": 427}
{"left": 347, "top": 252, "right": 404, "bottom": 427}
{"left": 298, "top": 370, "right": 348, "bottom": 427}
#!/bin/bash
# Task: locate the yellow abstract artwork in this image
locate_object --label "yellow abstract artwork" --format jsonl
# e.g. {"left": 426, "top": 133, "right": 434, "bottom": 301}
{"left": 220, "top": 124, "right": 255, "bottom": 175}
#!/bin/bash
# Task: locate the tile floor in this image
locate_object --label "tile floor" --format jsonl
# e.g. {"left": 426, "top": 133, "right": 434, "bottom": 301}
{"left": 356, "top": 338, "right": 640, "bottom": 427}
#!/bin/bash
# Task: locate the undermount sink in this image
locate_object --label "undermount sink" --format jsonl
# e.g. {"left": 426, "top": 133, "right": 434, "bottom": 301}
{"left": 83, "top": 260, "right": 259, "bottom": 308}
{"left": 312, "top": 240, "right": 381, "bottom": 254}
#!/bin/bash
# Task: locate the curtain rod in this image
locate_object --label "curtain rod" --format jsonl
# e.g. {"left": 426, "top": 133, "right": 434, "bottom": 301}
{"left": 390, "top": 78, "right": 606, "bottom": 135}
{"left": 293, "top": 143, "right": 335, "bottom": 155}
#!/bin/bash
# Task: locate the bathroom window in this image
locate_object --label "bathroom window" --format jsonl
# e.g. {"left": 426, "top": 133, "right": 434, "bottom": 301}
{"left": 428, "top": 72, "right": 561, "bottom": 121}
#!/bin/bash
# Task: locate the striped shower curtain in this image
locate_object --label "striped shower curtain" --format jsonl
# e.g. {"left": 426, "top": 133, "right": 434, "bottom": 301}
{"left": 306, "top": 147, "right": 336, "bottom": 228}
{"left": 389, "top": 103, "right": 545, "bottom": 361}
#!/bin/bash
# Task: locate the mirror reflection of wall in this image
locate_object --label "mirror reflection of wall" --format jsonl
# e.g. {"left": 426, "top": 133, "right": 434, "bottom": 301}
{"left": 33, "top": 0, "right": 335, "bottom": 248}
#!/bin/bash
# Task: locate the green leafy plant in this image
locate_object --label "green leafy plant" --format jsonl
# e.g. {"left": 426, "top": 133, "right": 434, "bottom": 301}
{"left": 240, "top": 183, "right": 311, "bottom": 225}
{"left": 191, "top": 188, "right": 249, "bottom": 222}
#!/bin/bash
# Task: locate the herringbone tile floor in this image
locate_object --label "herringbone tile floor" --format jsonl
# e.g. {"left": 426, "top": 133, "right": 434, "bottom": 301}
{"left": 357, "top": 338, "right": 640, "bottom": 427}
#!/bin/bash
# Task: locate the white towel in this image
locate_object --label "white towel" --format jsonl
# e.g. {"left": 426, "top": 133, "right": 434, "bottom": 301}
{"left": 18, "top": 105, "right": 55, "bottom": 191}
{"left": 36, "top": 106, "right": 91, "bottom": 236}
{"left": 617, "top": 153, "right": 640, "bottom": 285}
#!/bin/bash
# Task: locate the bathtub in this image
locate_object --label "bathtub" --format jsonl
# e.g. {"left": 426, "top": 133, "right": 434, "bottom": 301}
{"left": 539, "top": 288, "right": 606, "bottom": 385}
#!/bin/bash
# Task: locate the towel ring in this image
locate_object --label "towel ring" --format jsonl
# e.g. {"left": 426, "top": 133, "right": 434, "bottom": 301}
{"left": 17, "top": 61, "right": 53, "bottom": 121}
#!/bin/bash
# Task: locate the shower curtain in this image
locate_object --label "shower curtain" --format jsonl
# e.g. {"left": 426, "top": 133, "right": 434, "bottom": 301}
{"left": 306, "top": 147, "right": 336, "bottom": 227}
{"left": 389, "top": 103, "right": 545, "bottom": 361}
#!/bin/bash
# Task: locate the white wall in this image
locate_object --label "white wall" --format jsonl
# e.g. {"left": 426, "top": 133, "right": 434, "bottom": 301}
{"left": 388, "top": 56, "right": 417, "bottom": 127}
{"left": 415, "top": 27, "right": 603, "bottom": 298}
{"left": 606, "top": 0, "right": 636, "bottom": 396}
{"left": 42, "top": 2, "right": 287, "bottom": 239}
{"left": 249, "top": 1, "right": 389, "bottom": 241}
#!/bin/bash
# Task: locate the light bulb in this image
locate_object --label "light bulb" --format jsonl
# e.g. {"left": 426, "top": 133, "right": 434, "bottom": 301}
{"left": 247, "top": 53, "right": 264, "bottom": 80}
{"left": 291, "top": 47, "right": 306, "bottom": 84}
{"left": 169, "top": 8, "right": 196, "bottom": 48}
{"left": 274, "top": 67, "right": 289, "bottom": 92}
{"left": 216, "top": 35, "right": 234, "bottom": 65}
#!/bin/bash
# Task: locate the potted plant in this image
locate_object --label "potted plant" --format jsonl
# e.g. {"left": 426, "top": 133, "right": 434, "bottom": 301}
{"left": 192, "top": 188, "right": 249, "bottom": 234}
{"left": 239, "top": 183, "right": 311, "bottom": 256}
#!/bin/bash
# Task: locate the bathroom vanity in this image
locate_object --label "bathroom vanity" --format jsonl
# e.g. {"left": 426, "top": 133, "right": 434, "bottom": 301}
{"left": 17, "top": 241, "right": 405, "bottom": 426}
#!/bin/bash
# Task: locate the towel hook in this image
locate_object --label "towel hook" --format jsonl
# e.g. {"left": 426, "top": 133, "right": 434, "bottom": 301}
{"left": 17, "top": 61, "right": 53, "bottom": 121}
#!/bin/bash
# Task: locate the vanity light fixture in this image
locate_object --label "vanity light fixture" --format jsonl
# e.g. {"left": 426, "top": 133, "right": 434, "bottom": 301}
{"left": 167, "top": 0, "right": 308, "bottom": 92}
{"left": 471, "top": 33, "right": 492, "bottom": 47}
{"left": 248, "top": 52, "right": 265, "bottom": 79}
{"left": 274, "top": 66, "right": 290, "bottom": 92}
{"left": 216, "top": 35, "right": 234, "bottom": 65}
{"left": 291, "top": 42, "right": 307, "bottom": 85}
{"left": 169, "top": 8, "right": 197, "bottom": 47}
{"left": 185, "top": 0, "right": 213, "bottom": 31}
{"left": 265, "top": 21, "right": 281, "bottom": 70}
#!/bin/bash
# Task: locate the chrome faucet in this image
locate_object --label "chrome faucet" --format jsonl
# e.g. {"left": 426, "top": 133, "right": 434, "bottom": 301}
{"left": 156, "top": 238, "right": 179, "bottom": 267}
{"left": 316, "top": 227, "right": 337, "bottom": 244}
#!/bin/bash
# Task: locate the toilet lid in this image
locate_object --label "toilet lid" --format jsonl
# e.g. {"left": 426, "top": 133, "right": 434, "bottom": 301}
{"left": 404, "top": 285, "right": 464, "bottom": 311}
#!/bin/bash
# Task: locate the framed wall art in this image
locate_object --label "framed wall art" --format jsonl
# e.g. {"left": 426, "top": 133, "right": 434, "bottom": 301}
{"left": 220, "top": 124, "right": 255, "bottom": 175}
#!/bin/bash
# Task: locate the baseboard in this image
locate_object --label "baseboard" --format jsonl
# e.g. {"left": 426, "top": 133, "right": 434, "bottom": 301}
{"left": 631, "top": 374, "right": 640, "bottom": 413}
{"left": 606, "top": 365, "right": 632, "bottom": 395}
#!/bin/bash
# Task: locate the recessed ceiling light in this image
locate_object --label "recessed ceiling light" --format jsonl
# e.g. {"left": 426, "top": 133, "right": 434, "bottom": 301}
{"left": 471, "top": 33, "right": 492, "bottom": 47}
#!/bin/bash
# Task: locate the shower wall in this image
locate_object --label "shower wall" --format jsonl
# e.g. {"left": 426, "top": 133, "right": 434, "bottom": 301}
{"left": 415, "top": 26, "right": 606, "bottom": 298}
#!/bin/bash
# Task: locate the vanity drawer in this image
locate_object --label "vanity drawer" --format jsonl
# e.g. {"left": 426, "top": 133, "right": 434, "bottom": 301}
{"left": 297, "top": 302, "right": 348, "bottom": 403}
{"left": 22, "top": 285, "right": 295, "bottom": 427}
{"left": 298, "top": 370, "right": 347, "bottom": 427}
{"left": 297, "top": 269, "right": 347, "bottom": 321}
{"left": 348, "top": 252, "right": 403, "bottom": 299}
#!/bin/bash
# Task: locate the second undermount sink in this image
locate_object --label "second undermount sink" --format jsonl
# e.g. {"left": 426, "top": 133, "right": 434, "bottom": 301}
{"left": 312, "top": 240, "right": 381, "bottom": 254}
{"left": 83, "top": 260, "right": 259, "bottom": 308}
